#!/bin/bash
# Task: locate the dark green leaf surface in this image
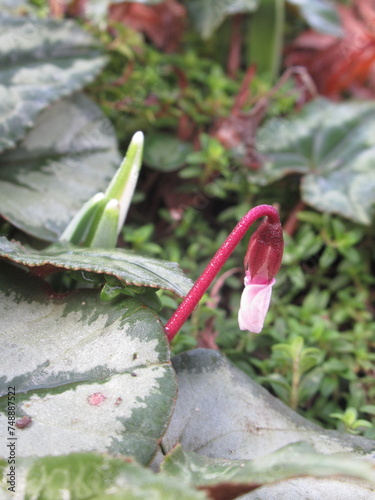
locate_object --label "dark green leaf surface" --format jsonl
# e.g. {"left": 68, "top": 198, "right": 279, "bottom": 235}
{"left": 254, "top": 99, "right": 375, "bottom": 224}
{"left": 182, "top": 0, "right": 259, "bottom": 39}
{"left": 287, "top": 0, "right": 343, "bottom": 37}
{"left": 0, "top": 453, "right": 207, "bottom": 500}
{"left": 0, "top": 262, "right": 176, "bottom": 465}
{"left": 0, "top": 15, "right": 107, "bottom": 152}
{"left": 160, "top": 349, "right": 375, "bottom": 499}
{"left": 143, "top": 133, "right": 193, "bottom": 172}
{"left": 0, "top": 237, "right": 192, "bottom": 297}
{"left": 0, "top": 93, "right": 120, "bottom": 241}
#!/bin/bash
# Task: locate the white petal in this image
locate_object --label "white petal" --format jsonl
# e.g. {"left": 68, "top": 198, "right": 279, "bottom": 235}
{"left": 238, "top": 279, "right": 275, "bottom": 333}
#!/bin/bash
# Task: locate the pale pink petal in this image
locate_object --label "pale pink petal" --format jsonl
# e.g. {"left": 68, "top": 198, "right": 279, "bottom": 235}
{"left": 238, "top": 279, "right": 275, "bottom": 333}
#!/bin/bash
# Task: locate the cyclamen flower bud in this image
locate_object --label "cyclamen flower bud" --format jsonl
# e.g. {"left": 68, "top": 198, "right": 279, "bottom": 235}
{"left": 238, "top": 216, "right": 284, "bottom": 333}
{"left": 244, "top": 218, "right": 284, "bottom": 284}
{"left": 165, "top": 205, "right": 283, "bottom": 341}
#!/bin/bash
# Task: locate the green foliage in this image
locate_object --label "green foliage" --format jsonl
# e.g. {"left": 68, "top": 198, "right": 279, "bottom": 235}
{"left": 1, "top": 2, "right": 375, "bottom": 498}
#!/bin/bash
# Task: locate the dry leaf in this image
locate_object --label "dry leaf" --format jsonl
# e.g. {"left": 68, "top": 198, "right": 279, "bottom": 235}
{"left": 109, "top": 0, "right": 186, "bottom": 52}
{"left": 286, "top": 0, "right": 375, "bottom": 98}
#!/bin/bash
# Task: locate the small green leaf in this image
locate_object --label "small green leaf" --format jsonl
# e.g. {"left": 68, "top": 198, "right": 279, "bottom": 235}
{"left": 361, "top": 405, "right": 375, "bottom": 416}
{"left": 143, "top": 133, "right": 193, "bottom": 172}
{"left": 0, "top": 237, "right": 192, "bottom": 297}
{"left": 0, "top": 15, "right": 107, "bottom": 152}
{"left": 0, "top": 262, "right": 176, "bottom": 465}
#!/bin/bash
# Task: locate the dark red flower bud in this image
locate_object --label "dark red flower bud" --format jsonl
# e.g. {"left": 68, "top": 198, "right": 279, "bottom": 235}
{"left": 244, "top": 217, "right": 284, "bottom": 284}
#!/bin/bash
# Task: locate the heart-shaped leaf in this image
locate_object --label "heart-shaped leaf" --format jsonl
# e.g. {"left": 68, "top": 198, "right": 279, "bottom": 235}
{"left": 254, "top": 98, "right": 375, "bottom": 224}
{"left": 0, "top": 262, "right": 176, "bottom": 465}
{"left": 0, "top": 237, "right": 192, "bottom": 297}
{"left": 0, "top": 93, "right": 121, "bottom": 241}
{"left": 143, "top": 133, "right": 193, "bottom": 172}
{"left": 0, "top": 452, "right": 207, "bottom": 500}
{"left": 0, "top": 15, "right": 107, "bottom": 153}
{"left": 159, "top": 349, "right": 375, "bottom": 499}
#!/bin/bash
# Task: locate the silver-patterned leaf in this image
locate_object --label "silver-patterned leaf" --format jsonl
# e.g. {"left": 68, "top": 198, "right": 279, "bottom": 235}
{"left": 0, "top": 93, "right": 120, "bottom": 241}
{"left": 0, "top": 262, "right": 176, "bottom": 465}
{"left": 0, "top": 15, "right": 107, "bottom": 152}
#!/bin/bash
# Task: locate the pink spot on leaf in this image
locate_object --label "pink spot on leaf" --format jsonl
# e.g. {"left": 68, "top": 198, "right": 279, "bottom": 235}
{"left": 87, "top": 392, "right": 107, "bottom": 406}
{"left": 15, "top": 416, "right": 32, "bottom": 429}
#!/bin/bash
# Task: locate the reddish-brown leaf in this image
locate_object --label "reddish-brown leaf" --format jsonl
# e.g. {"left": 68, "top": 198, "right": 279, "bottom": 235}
{"left": 285, "top": 0, "right": 375, "bottom": 98}
{"left": 108, "top": 0, "right": 187, "bottom": 52}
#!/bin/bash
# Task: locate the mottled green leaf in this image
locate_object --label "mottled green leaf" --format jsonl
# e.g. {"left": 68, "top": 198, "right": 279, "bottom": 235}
{"left": 143, "top": 133, "right": 193, "bottom": 172}
{"left": 254, "top": 99, "right": 375, "bottom": 224}
{"left": 0, "top": 237, "right": 192, "bottom": 297}
{"left": 0, "top": 262, "right": 176, "bottom": 465}
{"left": 159, "top": 349, "right": 375, "bottom": 499}
{"left": 0, "top": 452, "right": 208, "bottom": 500}
{"left": 182, "top": 0, "right": 259, "bottom": 39}
{"left": 288, "top": 0, "right": 343, "bottom": 37}
{"left": 0, "top": 93, "right": 120, "bottom": 241}
{"left": 0, "top": 15, "right": 107, "bottom": 153}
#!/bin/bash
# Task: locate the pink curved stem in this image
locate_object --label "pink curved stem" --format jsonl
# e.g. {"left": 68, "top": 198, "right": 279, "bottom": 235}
{"left": 165, "top": 204, "right": 280, "bottom": 341}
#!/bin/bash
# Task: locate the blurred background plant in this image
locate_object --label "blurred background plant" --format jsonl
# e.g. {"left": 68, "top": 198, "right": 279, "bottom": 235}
{"left": 7, "top": 0, "right": 375, "bottom": 438}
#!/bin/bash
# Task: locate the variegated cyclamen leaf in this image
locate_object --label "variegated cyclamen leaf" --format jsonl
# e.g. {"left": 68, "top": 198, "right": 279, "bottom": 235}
{"left": 0, "top": 237, "right": 192, "bottom": 297}
{"left": 253, "top": 98, "right": 375, "bottom": 224}
{"left": 0, "top": 15, "right": 107, "bottom": 153}
{"left": 0, "top": 262, "right": 176, "bottom": 465}
{"left": 0, "top": 93, "right": 121, "bottom": 241}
